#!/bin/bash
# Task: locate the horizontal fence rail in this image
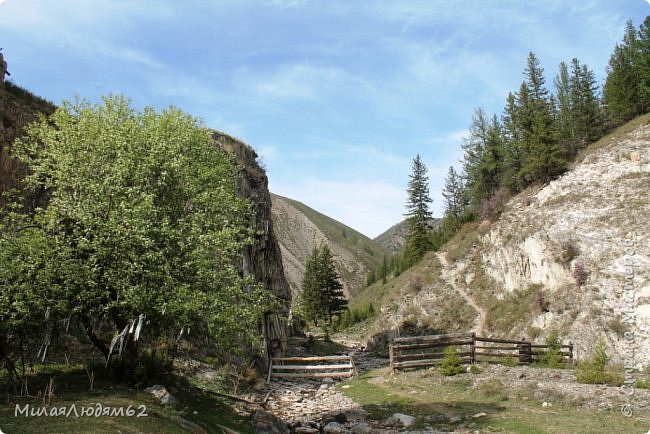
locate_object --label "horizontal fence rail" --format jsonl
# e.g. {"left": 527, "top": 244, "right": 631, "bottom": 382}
{"left": 390, "top": 333, "right": 573, "bottom": 371}
{"left": 268, "top": 355, "right": 357, "bottom": 381}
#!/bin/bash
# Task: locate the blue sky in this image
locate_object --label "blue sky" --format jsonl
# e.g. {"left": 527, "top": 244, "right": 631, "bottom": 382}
{"left": 1, "top": 1, "right": 648, "bottom": 237}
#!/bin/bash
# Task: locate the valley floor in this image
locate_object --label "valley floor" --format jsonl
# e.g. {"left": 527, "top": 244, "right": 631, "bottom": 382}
{"left": 1, "top": 336, "right": 649, "bottom": 433}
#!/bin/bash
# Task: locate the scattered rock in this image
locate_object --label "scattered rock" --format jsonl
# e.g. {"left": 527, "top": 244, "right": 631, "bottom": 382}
{"left": 472, "top": 412, "right": 487, "bottom": 418}
{"left": 322, "top": 412, "right": 348, "bottom": 425}
{"left": 145, "top": 385, "right": 178, "bottom": 407}
{"left": 295, "top": 426, "right": 319, "bottom": 434}
{"left": 171, "top": 416, "right": 206, "bottom": 434}
{"left": 518, "top": 372, "right": 526, "bottom": 379}
{"left": 341, "top": 385, "right": 351, "bottom": 389}
{"left": 252, "top": 410, "right": 289, "bottom": 434}
{"left": 542, "top": 402, "right": 552, "bottom": 408}
{"left": 323, "top": 421, "right": 344, "bottom": 433}
{"left": 386, "top": 413, "right": 416, "bottom": 427}
{"left": 322, "top": 377, "right": 335, "bottom": 384}
{"left": 351, "top": 422, "right": 372, "bottom": 433}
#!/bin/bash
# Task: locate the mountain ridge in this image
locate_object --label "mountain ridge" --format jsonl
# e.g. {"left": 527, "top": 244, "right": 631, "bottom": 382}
{"left": 271, "top": 193, "right": 389, "bottom": 299}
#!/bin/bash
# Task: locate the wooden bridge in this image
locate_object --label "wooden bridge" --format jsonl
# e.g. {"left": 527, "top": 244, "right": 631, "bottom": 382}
{"left": 268, "top": 355, "right": 357, "bottom": 381}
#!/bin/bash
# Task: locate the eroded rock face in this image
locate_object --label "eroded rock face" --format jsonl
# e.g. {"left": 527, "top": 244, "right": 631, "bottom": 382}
{"left": 475, "top": 121, "right": 650, "bottom": 367}
{"left": 213, "top": 132, "right": 291, "bottom": 357}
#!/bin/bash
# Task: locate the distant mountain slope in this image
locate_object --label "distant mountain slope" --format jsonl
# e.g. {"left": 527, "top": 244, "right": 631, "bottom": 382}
{"left": 271, "top": 193, "right": 389, "bottom": 298}
{"left": 374, "top": 218, "right": 441, "bottom": 253}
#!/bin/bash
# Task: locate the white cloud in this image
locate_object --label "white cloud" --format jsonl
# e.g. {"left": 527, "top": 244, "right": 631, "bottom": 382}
{"left": 241, "top": 63, "right": 346, "bottom": 101}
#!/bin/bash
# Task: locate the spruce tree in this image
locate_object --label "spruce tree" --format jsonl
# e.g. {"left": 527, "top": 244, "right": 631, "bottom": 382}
{"left": 462, "top": 109, "right": 506, "bottom": 208}
{"left": 501, "top": 92, "right": 525, "bottom": 192}
{"left": 604, "top": 20, "right": 642, "bottom": 124}
{"left": 518, "top": 52, "right": 566, "bottom": 184}
{"left": 297, "top": 245, "right": 347, "bottom": 325}
{"left": 404, "top": 154, "right": 433, "bottom": 267}
{"left": 298, "top": 247, "right": 326, "bottom": 326}
{"left": 442, "top": 166, "right": 466, "bottom": 221}
{"left": 319, "top": 245, "right": 347, "bottom": 323}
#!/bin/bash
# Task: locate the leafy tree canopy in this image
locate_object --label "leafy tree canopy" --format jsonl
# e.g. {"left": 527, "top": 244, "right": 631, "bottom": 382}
{"left": 0, "top": 95, "right": 271, "bottom": 363}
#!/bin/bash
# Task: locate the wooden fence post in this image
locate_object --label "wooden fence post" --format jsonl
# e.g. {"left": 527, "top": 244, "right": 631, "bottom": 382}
{"left": 389, "top": 345, "right": 394, "bottom": 371}
{"left": 470, "top": 332, "right": 476, "bottom": 364}
{"left": 568, "top": 342, "right": 574, "bottom": 365}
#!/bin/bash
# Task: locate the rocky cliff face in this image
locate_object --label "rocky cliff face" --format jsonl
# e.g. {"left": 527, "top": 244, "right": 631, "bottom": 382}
{"left": 0, "top": 83, "right": 56, "bottom": 209}
{"left": 457, "top": 116, "right": 650, "bottom": 367}
{"left": 212, "top": 132, "right": 292, "bottom": 357}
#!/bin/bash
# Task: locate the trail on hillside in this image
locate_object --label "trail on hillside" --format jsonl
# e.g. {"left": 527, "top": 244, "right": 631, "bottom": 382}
{"left": 436, "top": 252, "right": 488, "bottom": 336}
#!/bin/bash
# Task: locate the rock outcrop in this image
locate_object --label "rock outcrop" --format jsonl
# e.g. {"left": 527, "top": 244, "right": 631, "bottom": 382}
{"left": 456, "top": 116, "right": 650, "bottom": 367}
{"left": 213, "top": 132, "right": 292, "bottom": 357}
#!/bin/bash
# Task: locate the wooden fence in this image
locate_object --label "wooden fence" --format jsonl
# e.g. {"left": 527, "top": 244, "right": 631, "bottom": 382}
{"left": 268, "top": 355, "right": 357, "bottom": 381}
{"left": 390, "top": 332, "right": 573, "bottom": 371}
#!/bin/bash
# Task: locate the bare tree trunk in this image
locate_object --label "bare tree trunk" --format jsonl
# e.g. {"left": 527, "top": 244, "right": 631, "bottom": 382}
{"left": 81, "top": 316, "right": 109, "bottom": 360}
{"left": 0, "top": 333, "right": 19, "bottom": 395}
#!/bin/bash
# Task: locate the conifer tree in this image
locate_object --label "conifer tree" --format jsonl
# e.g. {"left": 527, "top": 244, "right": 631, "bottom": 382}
{"left": 403, "top": 154, "right": 433, "bottom": 267}
{"left": 518, "top": 52, "right": 566, "bottom": 183}
{"left": 297, "top": 245, "right": 346, "bottom": 325}
{"left": 442, "top": 166, "right": 466, "bottom": 221}
{"left": 318, "top": 245, "right": 347, "bottom": 323}
{"left": 462, "top": 109, "right": 506, "bottom": 208}
{"left": 297, "top": 247, "right": 326, "bottom": 326}
{"left": 604, "top": 20, "right": 642, "bottom": 124}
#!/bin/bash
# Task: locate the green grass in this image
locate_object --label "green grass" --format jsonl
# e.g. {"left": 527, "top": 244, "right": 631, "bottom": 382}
{"left": 445, "top": 221, "right": 481, "bottom": 263}
{"left": 0, "top": 362, "right": 253, "bottom": 433}
{"left": 337, "top": 367, "right": 650, "bottom": 433}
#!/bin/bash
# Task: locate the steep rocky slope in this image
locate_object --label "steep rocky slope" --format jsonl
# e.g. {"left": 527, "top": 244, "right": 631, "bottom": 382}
{"left": 467, "top": 115, "right": 650, "bottom": 367}
{"left": 271, "top": 193, "right": 389, "bottom": 298}
{"left": 352, "top": 116, "right": 650, "bottom": 367}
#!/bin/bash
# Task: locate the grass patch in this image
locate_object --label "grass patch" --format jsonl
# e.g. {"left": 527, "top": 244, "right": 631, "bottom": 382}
{"left": 485, "top": 284, "right": 540, "bottom": 335}
{"left": 0, "top": 362, "right": 253, "bottom": 433}
{"left": 445, "top": 221, "right": 480, "bottom": 263}
{"left": 338, "top": 367, "right": 650, "bottom": 433}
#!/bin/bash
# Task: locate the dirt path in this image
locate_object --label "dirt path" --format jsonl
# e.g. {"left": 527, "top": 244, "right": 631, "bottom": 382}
{"left": 436, "top": 252, "right": 488, "bottom": 336}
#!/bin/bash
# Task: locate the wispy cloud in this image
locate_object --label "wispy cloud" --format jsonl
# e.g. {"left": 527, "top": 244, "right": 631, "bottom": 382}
{"left": 239, "top": 63, "right": 347, "bottom": 101}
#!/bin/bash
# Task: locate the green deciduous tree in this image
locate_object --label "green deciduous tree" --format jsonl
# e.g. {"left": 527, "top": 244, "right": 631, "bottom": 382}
{"left": 1, "top": 95, "right": 271, "bottom": 370}
{"left": 403, "top": 154, "right": 433, "bottom": 267}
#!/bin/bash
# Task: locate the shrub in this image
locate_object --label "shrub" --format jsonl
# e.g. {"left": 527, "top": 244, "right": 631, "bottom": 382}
{"left": 572, "top": 261, "right": 589, "bottom": 287}
{"left": 534, "top": 288, "right": 549, "bottom": 312}
{"left": 333, "top": 303, "right": 376, "bottom": 331}
{"left": 440, "top": 346, "right": 466, "bottom": 376}
{"left": 575, "top": 339, "right": 622, "bottom": 385}
{"left": 559, "top": 240, "right": 579, "bottom": 265}
{"left": 479, "top": 187, "right": 510, "bottom": 221}
{"left": 536, "top": 331, "right": 565, "bottom": 368}
{"left": 502, "top": 356, "right": 519, "bottom": 367}
{"left": 607, "top": 316, "right": 628, "bottom": 338}
{"left": 469, "top": 364, "right": 480, "bottom": 374}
